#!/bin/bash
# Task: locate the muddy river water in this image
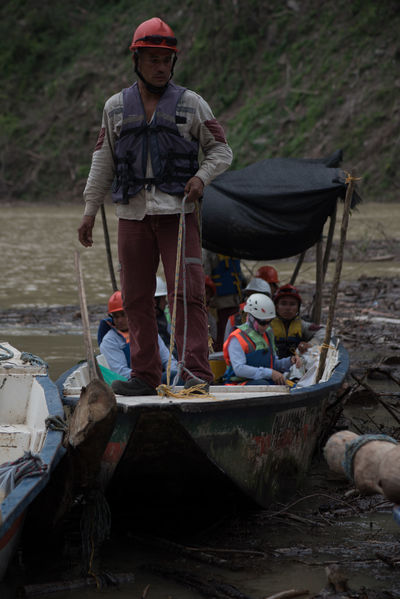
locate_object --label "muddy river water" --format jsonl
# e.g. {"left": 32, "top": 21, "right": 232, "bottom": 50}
{"left": 1, "top": 202, "right": 400, "bottom": 598}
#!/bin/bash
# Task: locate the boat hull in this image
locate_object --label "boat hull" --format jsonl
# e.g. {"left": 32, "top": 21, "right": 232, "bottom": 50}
{"left": 59, "top": 342, "right": 349, "bottom": 521}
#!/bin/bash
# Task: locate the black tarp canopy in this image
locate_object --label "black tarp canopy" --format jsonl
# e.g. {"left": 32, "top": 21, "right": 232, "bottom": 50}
{"left": 201, "top": 150, "right": 359, "bottom": 260}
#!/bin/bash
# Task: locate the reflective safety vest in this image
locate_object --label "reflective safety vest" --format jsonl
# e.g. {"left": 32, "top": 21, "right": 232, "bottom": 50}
{"left": 211, "top": 255, "right": 243, "bottom": 297}
{"left": 112, "top": 82, "right": 199, "bottom": 203}
{"left": 223, "top": 324, "right": 275, "bottom": 382}
{"left": 270, "top": 315, "right": 303, "bottom": 358}
{"left": 228, "top": 302, "right": 245, "bottom": 329}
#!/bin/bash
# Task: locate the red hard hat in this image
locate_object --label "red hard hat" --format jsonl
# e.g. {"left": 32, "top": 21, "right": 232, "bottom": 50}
{"left": 205, "top": 275, "right": 217, "bottom": 296}
{"left": 108, "top": 291, "right": 124, "bottom": 314}
{"left": 129, "top": 18, "right": 178, "bottom": 52}
{"left": 274, "top": 284, "right": 302, "bottom": 305}
{"left": 256, "top": 265, "right": 280, "bottom": 284}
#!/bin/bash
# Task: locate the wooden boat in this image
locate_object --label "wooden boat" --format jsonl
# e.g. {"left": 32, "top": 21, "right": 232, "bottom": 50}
{"left": 0, "top": 343, "right": 65, "bottom": 580}
{"left": 58, "top": 151, "right": 355, "bottom": 529}
{"left": 57, "top": 340, "right": 348, "bottom": 527}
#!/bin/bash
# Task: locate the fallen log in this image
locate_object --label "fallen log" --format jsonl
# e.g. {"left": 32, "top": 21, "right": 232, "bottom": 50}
{"left": 323, "top": 430, "right": 400, "bottom": 502}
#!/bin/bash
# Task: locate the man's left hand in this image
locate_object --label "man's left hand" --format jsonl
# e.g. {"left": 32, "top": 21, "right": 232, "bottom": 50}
{"left": 184, "top": 176, "right": 204, "bottom": 202}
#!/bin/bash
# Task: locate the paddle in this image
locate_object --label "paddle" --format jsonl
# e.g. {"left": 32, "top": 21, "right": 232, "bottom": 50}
{"left": 74, "top": 249, "right": 104, "bottom": 381}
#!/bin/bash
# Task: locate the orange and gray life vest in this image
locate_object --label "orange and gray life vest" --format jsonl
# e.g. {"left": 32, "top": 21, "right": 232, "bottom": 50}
{"left": 270, "top": 315, "right": 303, "bottom": 358}
{"left": 112, "top": 81, "right": 199, "bottom": 203}
{"left": 211, "top": 255, "right": 244, "bottom": 297}
{"left": 223, "top": 323, "right": 275, "bottom": 371}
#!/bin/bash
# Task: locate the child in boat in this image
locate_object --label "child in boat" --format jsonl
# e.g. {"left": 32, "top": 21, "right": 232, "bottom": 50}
{"left": 98, "top": 291, "right": 180, "bottom": 385}
{"left": 223, "top": 277, "right": 272, "bottom": 343}
{"left": 270, "top": 284, "right": 325, "bottom": 359}
{"left": 223, "top": 293, "right": 300, "bottom": 385}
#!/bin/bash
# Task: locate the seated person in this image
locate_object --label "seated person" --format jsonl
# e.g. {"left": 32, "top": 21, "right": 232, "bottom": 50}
{"left": 223, "top": 277, "right": 271, "bottom": 342}
{"left": 271, "top": 284, "right": 325, "bottom": 359}
{"left": 256, "top": 265, "right": 280, "bottom": 296}
{"left": 223, "top": 293, "right": 300, "bottom": 385}
{"left": 98, "top": 291, "right": 181, "bottom": 385}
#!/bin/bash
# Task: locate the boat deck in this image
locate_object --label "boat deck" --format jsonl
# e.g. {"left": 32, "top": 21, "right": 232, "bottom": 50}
{"left": 63, "top": 384, "right": 290, "bottom": 407}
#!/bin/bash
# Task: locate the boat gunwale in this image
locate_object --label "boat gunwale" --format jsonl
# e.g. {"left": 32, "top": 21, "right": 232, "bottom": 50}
{"left": 57, "top": 342, "right": 349, "bottom": 415}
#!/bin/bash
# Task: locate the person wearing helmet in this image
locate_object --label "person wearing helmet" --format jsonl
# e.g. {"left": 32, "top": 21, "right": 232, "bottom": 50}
{"left": 223, "top": 294, "right": 300, "bottom": 385}
{"left": 97, "top": 290, "right": 180, "bottom": 386}
{"left": 223, "top": 277, "right": 272, "bottom": 342}
{"left": 256, "top": 265, "right": 280, "bottom": 296}
{"left": 78, "top": 17, "right": 233, "bottom": 396}
{"left": 271, "top": 284, "right": 324, "bottom": 359}
{"left": 202, "top": 250, "right": 247, "bottom": 352}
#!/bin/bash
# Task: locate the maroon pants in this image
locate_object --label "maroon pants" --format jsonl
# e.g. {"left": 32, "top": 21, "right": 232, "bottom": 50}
{"left": 118, "top": 213, "right": 213, "bottom": 388}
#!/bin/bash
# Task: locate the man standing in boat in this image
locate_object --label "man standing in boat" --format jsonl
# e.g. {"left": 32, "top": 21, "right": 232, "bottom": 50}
{"left": 77, "top": 17, "right": 233, "bottom": 396}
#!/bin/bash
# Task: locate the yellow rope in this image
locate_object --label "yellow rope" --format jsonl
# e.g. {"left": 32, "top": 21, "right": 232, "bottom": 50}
{"left": 162, "top": 197, "right": 216, "bottom": 400}
{"left": 157, "top": 383, "right": 216, "bottom": 400}
{"left": 165, "top": 209, "right": 184, "bottom": 387}
{"left": 320, "top": 342, "right": 336, "bottom": 351}
{"left": 344, "top": 171, "right": 362, "bottom": 184}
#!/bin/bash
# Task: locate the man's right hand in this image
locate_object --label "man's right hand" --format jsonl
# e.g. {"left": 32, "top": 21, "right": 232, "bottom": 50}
{"left": 78, "top": 215, "right": 96, "bottom": 247}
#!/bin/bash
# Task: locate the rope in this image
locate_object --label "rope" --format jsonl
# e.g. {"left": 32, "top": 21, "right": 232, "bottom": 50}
{"left": 20, "top": 351, "right": 48, "bottom": 369}
{"left": 80, "top": 488, "right": 112, "bottom": 579}
{"left": 157, "top": 382, "right": 215, "bottom": 399}
{"left": 45, "top": 414, "right": 69, "bottom": 432}
{"left": 344, "top": 171, "right": 362, "bottom": 184}
{"left": 0, "top": 344, "right": 14, "bottom": 361}
{"left": 161, "top": 195, "right": 213, "bottom": 399}
{"left": 342, "top": 433, "right": 398, "bottom": 482}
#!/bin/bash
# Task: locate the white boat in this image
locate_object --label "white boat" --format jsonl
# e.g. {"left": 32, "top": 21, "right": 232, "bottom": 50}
{"left": 0, "top": 342, "right": 65, "bottom": 581}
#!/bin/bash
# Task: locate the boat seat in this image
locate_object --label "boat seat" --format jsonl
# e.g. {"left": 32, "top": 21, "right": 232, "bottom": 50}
{"left": 0, "top": 424, "right": 32, "bottom": 464}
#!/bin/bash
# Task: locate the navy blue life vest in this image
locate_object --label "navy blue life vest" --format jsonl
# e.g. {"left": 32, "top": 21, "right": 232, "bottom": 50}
{"left": 112, "top": 82, "right": 199, "bottom": 203}
{"left": 211, "top": 255, "right": 244, "bottom": 297}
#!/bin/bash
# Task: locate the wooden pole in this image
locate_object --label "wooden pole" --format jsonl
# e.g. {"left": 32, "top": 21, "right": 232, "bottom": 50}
{"left": 322, "top": 203, "right": 337, "bottom": 282}
{"left": 289, "top": 251, "right": 306, "bottom": 285}
{"left": 101, "top": 204, "right": 118, "bottom": 293}
{"left": 74, "top": 250, "right": 103, "bottom": 381}
{"left": 311, "top": 238, "right": 323, "bottom": 324}
{"left": 316, "top": 177, "right": 355, "bottom": 382}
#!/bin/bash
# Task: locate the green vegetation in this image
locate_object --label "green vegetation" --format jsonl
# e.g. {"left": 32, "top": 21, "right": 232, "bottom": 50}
{"left": 0, "top": 0, "right": 399, "bottom": 202}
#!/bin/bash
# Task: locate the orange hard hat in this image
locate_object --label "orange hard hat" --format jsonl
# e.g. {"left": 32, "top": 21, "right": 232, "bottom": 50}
{"left": 108, "top": 291, "right": 124, "bottom": 314}
{"left": 129, "top": 18, "right": 178, "bottom": 52}
{"left": 205, "top": 275, "right": 217, "bottom": 296}
{"left": 274, "top": 284, "right": 302, "bottom": 306}
{"left": 256, "top": 265, "right": 280, "bottom": 284}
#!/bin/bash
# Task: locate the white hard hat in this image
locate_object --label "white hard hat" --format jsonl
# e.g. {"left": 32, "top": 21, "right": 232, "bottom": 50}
{"left": 155, "top": 276, "right": 167, "bottom": 297}
{"left": 244, "top": 293, "right": 276, "bottom": 320}
{"left": 245, "top": 277, "right": 271, "bottom": 296}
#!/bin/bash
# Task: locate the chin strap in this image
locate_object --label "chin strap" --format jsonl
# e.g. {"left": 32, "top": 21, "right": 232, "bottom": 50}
{"left": 134, "top": 52, "right": 177, "bottom": 95}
